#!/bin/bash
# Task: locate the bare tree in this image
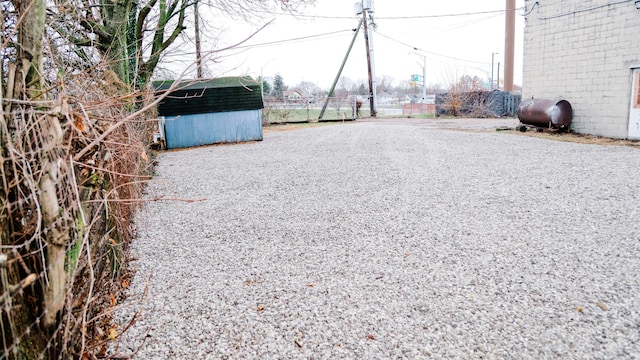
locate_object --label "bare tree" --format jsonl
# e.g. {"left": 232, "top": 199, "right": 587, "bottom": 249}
{"left": 376, "top": 75, "right": 394, "bottom": 94}
{"left": 336, "top": 76, "right": 355, "bottom": 97}
{"left": 47, "top": 0, "right": 315, "bottom": 88}
{"left": 293, "top": 80, "right": 319, "bottom": 97}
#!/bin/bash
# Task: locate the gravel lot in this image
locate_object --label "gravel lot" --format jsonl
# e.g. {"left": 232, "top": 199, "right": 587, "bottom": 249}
{"left": 114, "top": 120, "right": 640, "bottom": 359}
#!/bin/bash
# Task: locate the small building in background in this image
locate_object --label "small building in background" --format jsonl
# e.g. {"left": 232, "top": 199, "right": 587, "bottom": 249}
{"left": 154, "top": 77, "right": 263, "bottom": 149}
{"left": 522, "top": 0, "right": 640, "bottom": 139}
{"left": 283, "top": 90, "right": 303, "bottom": 102}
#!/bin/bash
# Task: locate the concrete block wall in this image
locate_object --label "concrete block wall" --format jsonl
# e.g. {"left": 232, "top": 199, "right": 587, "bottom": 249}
{"left": 522, "top": 0, "right": 640, "bottom": 138}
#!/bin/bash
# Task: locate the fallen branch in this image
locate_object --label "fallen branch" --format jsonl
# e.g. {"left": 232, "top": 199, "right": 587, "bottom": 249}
{"left": 72, "top": 160, "right": 153, "bottom": 179}
{"left": 82, "top": 195, "right": 208, "bottom": 204}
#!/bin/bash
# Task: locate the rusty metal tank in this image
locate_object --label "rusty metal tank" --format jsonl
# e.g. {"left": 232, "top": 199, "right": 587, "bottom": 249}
{"left": 517, "top": 99, "right": 573, "bottom": 129}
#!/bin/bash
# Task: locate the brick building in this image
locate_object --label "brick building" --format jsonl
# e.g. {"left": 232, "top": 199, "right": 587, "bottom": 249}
{"left": 522, "top": 0, "right": 640, "bottom": 139}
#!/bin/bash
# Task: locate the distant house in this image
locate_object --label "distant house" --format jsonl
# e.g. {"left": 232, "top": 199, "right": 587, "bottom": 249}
{"left": 283, "top": 90, "right": 303, "bottom": 102}
{"left": 399, "top": 95, "right": 413, "bottom": 105}
{"left": 522, "top": 0, "right": 640, "bottom": 139}
{"left": 376, "top": 92, "right": 395, "bottom": 105}
{"left": 154, "top": 76, "right": 263, "bottom": 149}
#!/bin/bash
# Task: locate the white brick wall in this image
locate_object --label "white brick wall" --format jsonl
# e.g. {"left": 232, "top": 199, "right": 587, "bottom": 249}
{"left": 522, "top": 0, "right": 640, "bottom": 138}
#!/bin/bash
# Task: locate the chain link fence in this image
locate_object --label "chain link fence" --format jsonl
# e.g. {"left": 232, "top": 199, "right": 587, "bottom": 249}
{"left": 262, "top": 92, "right": 520, "bottom": 123}
{"left": 263, "top": 95, "right": 411, "bottom": 123}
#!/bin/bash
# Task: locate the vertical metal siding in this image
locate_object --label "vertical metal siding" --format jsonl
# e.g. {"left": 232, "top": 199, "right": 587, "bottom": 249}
{"left": 164, "top": 110, "right": 263, "bottom": 149}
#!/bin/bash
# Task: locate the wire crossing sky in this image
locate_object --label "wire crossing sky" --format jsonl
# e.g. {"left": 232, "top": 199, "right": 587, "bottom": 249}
{"left": 162, "top": 0, "right": 526, "bottom": 89}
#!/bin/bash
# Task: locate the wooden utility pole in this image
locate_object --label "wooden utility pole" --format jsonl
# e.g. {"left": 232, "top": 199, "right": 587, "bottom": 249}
{"left": 504, "top": 0, "right": 516, "bottom": 91}
{"left": 318, "top": 20, "right": 363, "bottom": 120}
{"left": 362, "top": 6, "right": 376, "bottom": 117}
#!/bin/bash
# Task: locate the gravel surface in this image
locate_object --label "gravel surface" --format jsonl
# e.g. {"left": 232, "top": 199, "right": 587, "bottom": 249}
{"left": 114, "top": 120, "right": 640, "bottom": 359}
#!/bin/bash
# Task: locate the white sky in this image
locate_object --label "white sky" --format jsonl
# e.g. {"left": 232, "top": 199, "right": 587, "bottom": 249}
{"left": 163, "top": 0, "right": 525, "bottom": 90}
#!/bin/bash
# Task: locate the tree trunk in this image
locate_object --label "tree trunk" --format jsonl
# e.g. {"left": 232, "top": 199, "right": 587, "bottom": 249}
{"left": 102, "top": 0, "right": 133, "bottom": 88}
{"left": 38, "top": 98, "right": 70, "bottom": 328}
{"left": 194, "top": 2, "right": 202, "bottom": 79}
{"left": 12, "top": 0, "right": 71, "bottom": 329}
{"left": 13, "top": 0, "right": 45, "bottom": 100}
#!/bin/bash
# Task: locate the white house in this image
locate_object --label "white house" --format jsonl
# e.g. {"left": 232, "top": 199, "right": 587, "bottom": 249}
{"left": 522, "top": 0, "right": 640, "bottom": 139}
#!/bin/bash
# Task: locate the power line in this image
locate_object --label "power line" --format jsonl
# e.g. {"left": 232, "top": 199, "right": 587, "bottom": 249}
{"left": 233, "top": 29, "right": 354, "bottom": 50}
{"left": 421, "top": 12, "right": 503, "bottom": 36}
{"left": 266, "top": 13, "right": 356, "bottom": 20}
{"left": 377, "top": 7, "right": 524, "bottom": 20}
{"left": 529, "top": 0, "right": 633, "bottom": 20}
{"left": 375, "top": 31, "right": 491, "bottom": 65}
{"left": 161, "top": 29, "right": 355, "bottom": 58}
{"left": 266, "top": 7, "right": 525, "bottom": 20}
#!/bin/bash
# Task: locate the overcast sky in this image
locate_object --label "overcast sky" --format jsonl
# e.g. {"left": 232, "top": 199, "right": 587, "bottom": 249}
{"left": 163, "top": 0, "right": 525, "bottom": 90}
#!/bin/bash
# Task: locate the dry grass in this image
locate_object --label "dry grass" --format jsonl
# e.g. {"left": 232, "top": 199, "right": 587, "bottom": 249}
{"left": 262, "top": 122, "right": 343, "bottom": 133}
{"left": 264, "top": 119, "right": 640, "bottom": 151}
{"left": 511, "top": 130, "right": 640, "bottom": 149}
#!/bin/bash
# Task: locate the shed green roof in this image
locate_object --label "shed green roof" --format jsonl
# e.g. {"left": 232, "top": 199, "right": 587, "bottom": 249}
{"left": 153, "top": 76, "right": 260, "bottom": 91}
{"left": 154, "top": 76, "right": 263, "bottom": 116}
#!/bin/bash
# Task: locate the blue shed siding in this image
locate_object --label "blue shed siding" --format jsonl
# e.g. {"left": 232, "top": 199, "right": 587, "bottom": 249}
{"left": 164, "top": 110, "right": 263, "bottom": 149}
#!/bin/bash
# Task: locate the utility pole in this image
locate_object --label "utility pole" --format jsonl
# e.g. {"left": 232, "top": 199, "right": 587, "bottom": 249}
{"left": 504, "top": 0, "right": 515, "bottom": 91}
{"left": 491, "top": 52, "right": 498, "bottom": 90}
{"left": 318, "top": 20, "right": 363, "bottom": 120}
{"left": 411, "top": 51, "right": 427, "bottom": 102}
{"left": 368, "top": 4, "right": 377, "bottom": 115}
{"left": 420, "top": 54, "right": 426, "bottom": 101}
{"left": 362, "top": 1, "right": 377, "bottom": 117}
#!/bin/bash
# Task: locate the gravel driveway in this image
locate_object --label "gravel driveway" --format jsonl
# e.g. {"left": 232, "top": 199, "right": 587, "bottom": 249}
{"left": 115, "top": 120, "right": 640, "bottom": 359}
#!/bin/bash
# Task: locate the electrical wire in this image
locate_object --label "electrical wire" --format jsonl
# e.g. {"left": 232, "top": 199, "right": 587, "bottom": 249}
{"left": 421, "top": 12, "right": 503, "bottom": 36}
{"left": 521, "top": 1, "right": 539, "bottom": 16}
{"left": 375, "top": 31, "right": 491, "bottom": 65}
{"left": 266, "top": 7, "right": 525, "bottom": 20}
{"left": 162, "top": 28, "right": 355, "bottom": 57}
{"left": 231, "top": 29, "right": 354, "bottom": 50}
{"left": 377, "top": 7, "right": 524, "bottom": 19}
{"left": 529, "top": 0, "right": 634, "bottom": 20}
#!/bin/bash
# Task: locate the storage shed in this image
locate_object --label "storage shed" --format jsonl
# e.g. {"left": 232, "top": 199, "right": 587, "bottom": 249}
{"left": 154, "top": 76, "right": 263, "bottom": 149}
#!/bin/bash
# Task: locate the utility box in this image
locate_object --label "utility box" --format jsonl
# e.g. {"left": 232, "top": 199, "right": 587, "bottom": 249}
{"left": 354, "top": 0, "right": 373, "bottom": 15}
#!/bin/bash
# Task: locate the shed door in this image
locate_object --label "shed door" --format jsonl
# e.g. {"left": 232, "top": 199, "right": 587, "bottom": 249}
{"left": 629, "top": 68, "right": 640, "bottom": 140}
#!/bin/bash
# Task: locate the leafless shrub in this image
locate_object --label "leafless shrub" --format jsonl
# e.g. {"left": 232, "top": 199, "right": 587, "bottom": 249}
{"left": 263, "top": 98, "right": 293, "bottom": 124}
{"left": 439, "top": 75, "right": 499, "bottom": 118}
{"left": 2, "top": 0, "right": 316, "bottom": 357}
{"left": 1, "top": 62, "right": 156, "bottom": 358}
